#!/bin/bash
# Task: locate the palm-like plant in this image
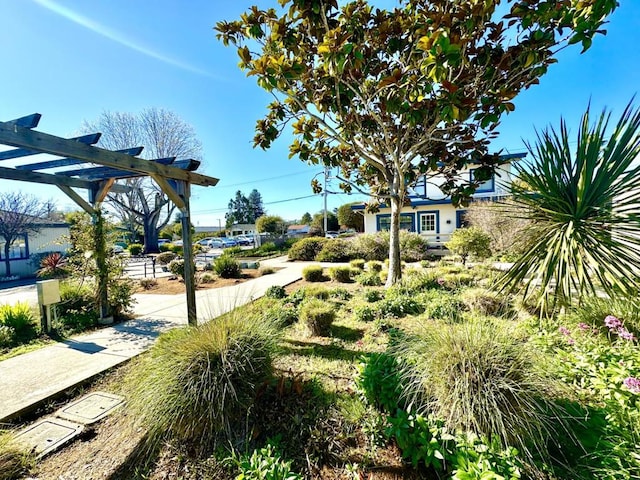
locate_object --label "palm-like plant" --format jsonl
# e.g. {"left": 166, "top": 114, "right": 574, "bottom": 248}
{"left": 499, "top": 103, "right": 640, "bottom": 312}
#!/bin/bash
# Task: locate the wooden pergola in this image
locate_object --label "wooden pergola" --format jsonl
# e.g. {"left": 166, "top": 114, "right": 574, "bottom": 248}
{"left": 0, "top": 113, "right": 219, "bottom": 326}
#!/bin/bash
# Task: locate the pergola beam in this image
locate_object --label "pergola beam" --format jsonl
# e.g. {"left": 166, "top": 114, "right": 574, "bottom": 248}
{"left": 7, "top": 113, "right": 41, "bottom": 129}
{"left": 0, "top": 133, "right": 102, "bottom": 161}
{"left": 0, "top": 121, "right": 219, "bottom": 186}
{"left": 57, "top": 156, "right": 177, "bottom": 178}
{"left": 16, "top": 146, "right": 144, "bottom": 171}
{"left": 58, "top": 185, "right": 95, "bottom": 215}
{"left": 0, "top": 164, "right": 131, "bottom": 193}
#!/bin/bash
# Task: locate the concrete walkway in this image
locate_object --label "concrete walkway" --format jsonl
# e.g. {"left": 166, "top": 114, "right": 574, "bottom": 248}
{"left": 0, "top": 256, "right": 312, "bottom": 422}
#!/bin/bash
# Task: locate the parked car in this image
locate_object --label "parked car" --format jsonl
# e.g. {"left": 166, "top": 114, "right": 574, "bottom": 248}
{"left": 207, "top": 239, "right": 224, "bottom": 249}
{"left": 325, "top": 231, "right": 339, "bottom": 238}
{"left": 235, "top": 235, "right": 254, "bottom": 246}
{"left": 110, "top": 245, "right": 125, "bottom": 254}
{"left": 220, "top": 237, "right": 237, "bottom": 247}
{"left": 158, "top": 239, "right": 170, "bottom": 246}
{"left": 197, "top": 237, "right": 214, "bottom": 247}
{"left": 172, "top": 239, "right": 184, "bottom": 247}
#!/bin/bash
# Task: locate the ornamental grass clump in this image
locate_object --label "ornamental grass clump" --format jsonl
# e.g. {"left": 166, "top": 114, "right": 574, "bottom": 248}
{"left": 302, "top": 265, "right": 324, "bottom": 282}
{"left": 395, "top": 319, "right": 559, "bottom": 458}
{"left": 124, "top": 311, "right": 281, "bottom": 452}
{"left": 328, "top": 266, "right": 352, "bottom": 283}
{"left": 0, "top": 302, "right": 38, "bottom": 343}
{"left": 0, "top": 431, "right": 36, "bottom": 480}
{"left": 299, "top": 298, "right": 335, "bottom": 336}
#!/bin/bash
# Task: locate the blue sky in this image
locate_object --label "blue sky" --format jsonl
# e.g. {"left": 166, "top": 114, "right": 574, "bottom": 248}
{"left": 0, "top": 0, "right": 639, "bottom": 228}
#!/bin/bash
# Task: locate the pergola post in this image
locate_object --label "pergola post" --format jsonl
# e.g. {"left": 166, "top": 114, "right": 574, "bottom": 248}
{"left": 176, "top": 181, "right": 197, "bottom": 327}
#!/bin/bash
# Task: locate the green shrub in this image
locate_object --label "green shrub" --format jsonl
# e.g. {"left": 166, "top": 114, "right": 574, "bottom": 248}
{"left": 302, "top": 265, "right": 324, "bottom": 282}
{"left": 353, "top": 304, "right": 376, "bottom": 322}
{"left": 356, "top": 271, "right": 382, "bottom": 286}
{"left": 366, "top": 260, "right": 383, "bottom": 272}
{"left": 399, "top": 231, "right": 429, "bottom": 262}
{"left": 168, "top": 243, "right": 183, "bottom": 255}
{"left": 225, "top": 246, "right": 243, "bottom": 256}
{"left": 329, "top": 287, "right": 352, "bottom": 300}
{"left": 108, "top": 279, "right": 136, "bottom": 318}
{"left": 259, "top": 241, "right": 277, "bottom": 253}
{"left": 168, "top": 258, "right": 186, "bottom": 279}
{"left": 261, "top": 300, "right": 298, "bottom": 327}
{"left": 0, "top": 326, "right": 13, "bottom": 348}
{"left": 350, "top": 233, "right": 389, "bottom": 261}
{"left": 159, "top": 242, "right": 172, "bottom": 252}
{"left": 288, "top": 237, "right": 329, "bottom": 261}
{"left": 299, "top": 298, "right": 335, "bottom": 336}
{"left": 316, "top": 239, "right": 352, "bottom": 262}
{"left": 441, "top": 272, "right": 475, "bottom": 289}
{"left": 156, "top": 251, "right": 177, "bottom": 265}
{"left": 233, "top": 443, "right": 302, "bottom": 480}
{"left": 0, "top": 303, "right": 37, "bottom": 342}
{"left": 200, "top": 273, "right": 216, "bottom": 284}
{"left": 422, "top": 294, "right": 465, "bottom": 322}
{"left": 213, "top": 255, "right": 242, "bottom": 279}
{"left": 445, "top": 227, "right": 491, "bottom": 265}
{"left": 0, "top": 431, "right": 36, "bottom": 480}
{"left": 364, "top": 289, "right": 384, "bottom": 303}
{"left": 395, "top": 319, "right": 559, "bottom": 457}
{"left": 128, "top": 243, "right": 144, "bottom": 256}
{"left": 265, "top": 285, "right": 287, "bottom": 299}
{"left": 378, "top": 295, "right": 423, "bottom": 318}
{"left": 328, "top": 266, "right": 352, "bottom": 283}
{"left": 57, "top": 281, "right": 98, "bottom": 332}
{"left": 125, "top": 311, "right": 280, "bottom": 451}
{"left": 350, "top": 259, "right": 365, "bottom": 270}
{"left": 356, "top": 353, "right": 402, "bottom": 413}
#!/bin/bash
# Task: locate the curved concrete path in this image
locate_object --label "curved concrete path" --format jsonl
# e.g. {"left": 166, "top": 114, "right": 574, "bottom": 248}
{"left": 0, "top": 256, "right": 318, "bottom": 422}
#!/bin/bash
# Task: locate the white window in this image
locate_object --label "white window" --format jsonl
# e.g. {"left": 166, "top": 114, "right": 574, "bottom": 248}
{"left": 419, "top": 213, "right": 437, "bottom": 234}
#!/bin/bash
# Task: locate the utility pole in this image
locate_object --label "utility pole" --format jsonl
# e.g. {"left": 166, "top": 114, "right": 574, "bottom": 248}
{"left": 323, "top": 166, "right": 328, "bottom": 234}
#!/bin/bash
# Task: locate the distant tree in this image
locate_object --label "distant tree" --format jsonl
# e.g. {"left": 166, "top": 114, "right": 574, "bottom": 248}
{"left": 226, "top": 189, "right": 266, "bottom": 227}
{"left": 0, "top": 192, "right": 49, "bottom": 276}
{"left": 81, "top": 108, "right": 203, "bottom": 253}
{"left": 311, "top": 211, "right": 339, "bottom": 235}
{"left": 300, "top": 212, "right": 312, "bottom": 225}
{"left": 337, "top": 203, "right": 364, "bottom": 232}
{"left": 217, "top": 0, "right": 617, "bottom": 286}
{"left": 247, "top": 189, "right": 265, "bottom": 220}
{"left": 256, "top": 215, "right": 285, "bottom": 234}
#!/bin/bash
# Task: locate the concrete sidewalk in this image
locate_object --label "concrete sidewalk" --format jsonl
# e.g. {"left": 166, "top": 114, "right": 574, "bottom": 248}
{"left": 0, "top": 256, "right": 311, "bottom": 422}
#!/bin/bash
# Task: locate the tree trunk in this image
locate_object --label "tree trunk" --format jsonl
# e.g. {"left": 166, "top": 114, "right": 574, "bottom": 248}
{"left": 3, "top": 243, "right": 11, "bottom": 277}
{"left": 143, "top": 218, "right": 160, "bottom": 253}
{"left": 386, "top": 195, "right": 402, "bottom": 287}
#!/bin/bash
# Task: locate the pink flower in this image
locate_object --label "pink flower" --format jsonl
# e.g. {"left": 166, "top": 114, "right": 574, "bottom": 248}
{"left": 577, "top": 323, "right": 591, "bottom": 331}
{"left": 617, "top": 327, "right": 636, "bottom": 342}
{"left": 604, "top": 315, "right": 622, "bottom": 330}
{"left": 559, "top": 326, "right": 571, "bottom": 336}
{"left": 567, "top": 337, "right": 575, "bottom": 345}
{"left": 623, "top": 377, "right": 640, "bottom": 395}
{"left": 437, "top": 278, "right": 445, "bottom": 286}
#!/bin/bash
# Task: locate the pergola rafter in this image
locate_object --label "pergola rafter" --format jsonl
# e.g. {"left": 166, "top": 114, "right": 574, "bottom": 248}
{"left": 0, "top": 113, "right": 219, "bottom": 326}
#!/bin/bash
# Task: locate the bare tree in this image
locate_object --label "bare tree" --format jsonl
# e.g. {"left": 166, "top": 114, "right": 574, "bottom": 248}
{"left": 81, "top": 108, "right": 203, "bottom": 252}
{"left": 464, "top": 200, "right": 529, "bottom": 255}
{"left": 0, "top": 192, "right": 50, "bottom": 276}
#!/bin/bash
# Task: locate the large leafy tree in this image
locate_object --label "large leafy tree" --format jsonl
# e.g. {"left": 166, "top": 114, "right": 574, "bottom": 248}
{"left": 0, "top": 192, "right": 49, "bottom": 277}
{"left": 82, "top": 108, "right": 203, "bottom": 253}
{"left": 337, "top": 202, "right": 364, "bottom": 231}
{"left": 226, "top": 189, "right": 265, "bottom": 227}
{"left": 498, "top": 103, "right": 640, "bottom": 313}
{"left": 216, "top": 0, "right": 617, "bottom": 286}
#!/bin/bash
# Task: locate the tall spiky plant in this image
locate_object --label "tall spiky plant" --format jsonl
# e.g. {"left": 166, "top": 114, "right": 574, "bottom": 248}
{"left": 499, "top": 102, "right": 640, "bottom": 312}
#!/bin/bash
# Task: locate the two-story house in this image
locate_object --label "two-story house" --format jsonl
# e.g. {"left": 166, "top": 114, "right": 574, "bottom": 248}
{"left": 351, "top": 153, "right": 526, "bottom": 247}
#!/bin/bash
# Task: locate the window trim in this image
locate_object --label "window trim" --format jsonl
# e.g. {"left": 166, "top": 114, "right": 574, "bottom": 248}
{"left": 470, "top": 168, "right": 495, "bottom": 193}
{"left": 0, "top": 233, "right": 30, "bottom": 261}
{"left": 376, "top": 213, "right": 415, "bottom": 232}
{"left": 418, "top": 210, "right": 440, "bottom": 234}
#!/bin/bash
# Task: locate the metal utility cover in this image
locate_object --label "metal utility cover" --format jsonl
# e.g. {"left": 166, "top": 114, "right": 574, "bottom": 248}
{"left": 15, "top": 417, "right": 83, "bottom": 457}
{"left": 56, "top": 391, "right": 125, "bottom": 425}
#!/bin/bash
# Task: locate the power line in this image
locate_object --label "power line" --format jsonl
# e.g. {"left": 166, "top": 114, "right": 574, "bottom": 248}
{"left": 213, "top": 169, "right": 322, "bottom": 189}
{"left": 192, "top": 194, "right": 318, "bottom": 214}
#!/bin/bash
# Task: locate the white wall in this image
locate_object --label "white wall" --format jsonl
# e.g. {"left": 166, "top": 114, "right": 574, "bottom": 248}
{"left": 0, "top": 226, "right": 70, "bottom": 278}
